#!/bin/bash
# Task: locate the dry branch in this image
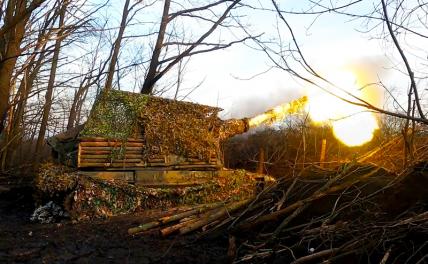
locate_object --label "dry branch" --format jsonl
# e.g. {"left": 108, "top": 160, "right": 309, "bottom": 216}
{"left": 237, "top": 167, "right": 381, "bottom": 231}
{"left": 179, "top": 198, "right": 252, "bottom": 235}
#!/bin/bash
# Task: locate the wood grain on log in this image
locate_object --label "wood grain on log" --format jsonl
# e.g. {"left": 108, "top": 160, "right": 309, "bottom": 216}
{"left": 80, "top": 137, "right": 144, "bottom": 142}
{"left": 80, "top": 142, "right": 144, "bottom": 147}
{"left": 80, "top": 147, "right": 143, "bottom": 151}
{"left": 80, "top": 154, "right": 142, "bottom": 159}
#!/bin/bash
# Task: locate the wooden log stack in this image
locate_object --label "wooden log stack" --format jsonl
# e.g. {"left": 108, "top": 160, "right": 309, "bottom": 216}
{"left": 77, "top": 137, "right": 222, "bottom": 170}
{"left": 128, "top": 198, "right": 253, "bottom": 236}
{"left": 78, "top": 137, "right": 144, "bottom": 168}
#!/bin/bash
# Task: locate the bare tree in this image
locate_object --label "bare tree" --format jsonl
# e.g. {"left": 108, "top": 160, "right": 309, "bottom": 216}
{"left": 35, "top": 0, "right": 69, "bottom": 156}
{"left": 141, "top": 0, "right": 254, "bottom": 94}
{"left": 0, "top": 0, "right": 45, "bottom": 135}
{"left": 104, "top": 0, "right": 132, "bottom": 91}
{"left": 257, "top": 0, "right": 428, "bottom": 164}
{"left": 247, "top": 1, "right": 428, "bottom": 125}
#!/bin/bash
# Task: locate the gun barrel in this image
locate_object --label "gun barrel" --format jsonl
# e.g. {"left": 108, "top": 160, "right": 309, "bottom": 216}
{"left": 220, "top": 118, "right": 249, "bottom": 140}
{"left": 248, "top": 96, "right": 307, "bottom": 128}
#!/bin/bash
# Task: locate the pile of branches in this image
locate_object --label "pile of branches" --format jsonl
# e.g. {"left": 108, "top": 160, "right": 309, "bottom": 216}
{"left": 128, "top": 162, "right": 428, "bottom": 263}
{"left": 226, "top": 163, "right": 428, "bottom": 263}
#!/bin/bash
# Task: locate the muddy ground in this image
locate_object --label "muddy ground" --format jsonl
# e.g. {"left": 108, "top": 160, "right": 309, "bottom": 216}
{"left": 0, "top": 187, "right": 230, "bottom": 264}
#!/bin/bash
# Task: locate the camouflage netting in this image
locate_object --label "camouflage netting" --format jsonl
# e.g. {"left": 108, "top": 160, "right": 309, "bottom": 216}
{"left": 35, "top": 163, "right": 79, "bottom": 196}
{"left": 141, "top": 96, "right": 223, "bottom": 161}
{"left": 80, "top": 90, "right": 230, "bottom": 161}
{"left": 80, "top": 90, "right": 148, "bottom": 139}
{"left": 35, "top": 164, "right": 258, "bottom": 220}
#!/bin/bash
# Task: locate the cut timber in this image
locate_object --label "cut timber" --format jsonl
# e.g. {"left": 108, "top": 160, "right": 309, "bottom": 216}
{"left": 128, "top": 221, "right": 160, "bottom": 235}
{"left": 160, "top": 219, "right": 199, "bottom": 237}
{"left": 128, "top": 202, "right": 224, "bottom": 235}
{"left": 147, "top": 162, "right": 217, "bottom": 167}
{"left": 173, "top": 164, "right": 221, "bottom": 169}
{"left": 80, "top": 150, "right": 143, "bottom": 158}
{"left": 80, "top": 147, "right": 143, "bottom": 151}
{"left": 80, "top": 154, "right": 142, "bottom": 159}
{"left": 78, "top": 162, "right": 138, "bottom": 168}
{"left": 159, "top": 202, "right": 224, "bottom": 224}
{"left": 80, "top": 158, "right": 141, "bottom": 163}
{"left": 80, "top": 142, "right": 144, "bottom": 147}
{"left": 179, "top": 198, "right": 253, "bottom": 235}
{"left": 147, "top": 158, "right": 165, "bottom": 163}
{"left": 79, "top": 137, "right": 143, "bottom": 142}
{"left": 79, "top": 171, "right": 134, "bottom": 182}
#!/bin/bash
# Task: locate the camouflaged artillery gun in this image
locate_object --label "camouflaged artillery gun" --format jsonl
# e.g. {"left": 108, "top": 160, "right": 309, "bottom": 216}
{"left": 48, "top": 89, "right": 255, "bottom": 187}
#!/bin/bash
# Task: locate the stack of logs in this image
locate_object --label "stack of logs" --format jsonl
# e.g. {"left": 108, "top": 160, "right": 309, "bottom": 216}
{"left": 78, "top": 137, "right": 221, "bottom": 169}
{"left": 78, "top": 137, "right": 144, "bottom": 168}
{"left": 128, "top": 199, "right": 252, "bottom": 236}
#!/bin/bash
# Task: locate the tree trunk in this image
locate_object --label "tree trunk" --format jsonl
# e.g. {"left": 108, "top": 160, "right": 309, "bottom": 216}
{"left": 67, "top": 79, "right": 89, "bottom": 130}
{"left": 35, "top": 1, "right": 68, "bottom": 157}
{"left": 104, "top": 0, "right": 131, "bottom": 91}
{"left": 0, "top": 0, "right": 30, "bottom": 134}
{"left": 141, "top": 0, "right": 171, "bottom": 94}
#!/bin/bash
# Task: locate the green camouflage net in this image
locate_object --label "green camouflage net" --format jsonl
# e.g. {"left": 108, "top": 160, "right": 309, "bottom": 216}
{"left": 80, "top": 90, "right": 225, "bottom": 162}
{"left": 35, "top": 163, "right": 78, "bottom": 196}
{"left": 35, "top": 164, "right": 259, "bottom": 220}
{"left": 141, "top": 96, "right": 222, "bottom": 161}
{"left": 71, "top": 170, "right": 257, "bottom": 220}
{"left": 80, "top": 90, "right": 148, "bottom": 139}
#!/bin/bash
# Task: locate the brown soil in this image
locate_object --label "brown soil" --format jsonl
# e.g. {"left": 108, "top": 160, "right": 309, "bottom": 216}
{"left": 0, "top": 187, "right": 230, "bottom": 264}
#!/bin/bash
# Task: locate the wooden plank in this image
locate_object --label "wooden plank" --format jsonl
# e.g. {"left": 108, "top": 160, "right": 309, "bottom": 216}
{"left": 80, "top": 158, "right": 141, "bottom": 163}
{"left": 80, "top": 151, "right": 142, "bottom": 156}
{"left": 173, "top": 164, "right": 221, "bottom": 169}
{"left": 80, "top": 146, "right": 143, "bottom": 151}
{"left": 79, "top": 137, "right": 143, "bottom": 142}
{"left": 79, "top": 171, "right": 135, "bottom": 182}
{"left": 77, "top": 142, "right": 81, "bottom": 168}
{"left": 78, "top": 163, "right": 139, "bottom": 168}
{"left": 80, "top": 154, "right": 142, "bottom": 159}
{"left": 147, "top": 158, "right": 165, "bottom": 163}
{"left": 80, "top": 142, "right": 144, "bottom": 147}
{"left": 146, "top": 162, "right": 218, "bottom": 167}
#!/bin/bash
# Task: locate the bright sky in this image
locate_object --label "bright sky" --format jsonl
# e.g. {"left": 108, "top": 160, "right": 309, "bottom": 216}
{"left": 91, "top": 0, "right": 428, "bottom": 120}
{"left": 178, "top": 0, "right": 388, "bottom": 119}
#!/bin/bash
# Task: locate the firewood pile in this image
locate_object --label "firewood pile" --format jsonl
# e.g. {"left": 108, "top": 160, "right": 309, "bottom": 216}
{"left": 128, "top": 162, "right": 428, "bottom": 263}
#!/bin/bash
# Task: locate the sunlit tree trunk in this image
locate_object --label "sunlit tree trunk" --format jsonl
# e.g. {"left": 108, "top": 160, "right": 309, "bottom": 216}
{"left": 35, "top": 1, "right": 68, "bottom": 157}
{"left": 104, "top": 0, "right": 131, "bottom": 91}
{"left": 141, "top": 0, "right": 170, "bottom": 94}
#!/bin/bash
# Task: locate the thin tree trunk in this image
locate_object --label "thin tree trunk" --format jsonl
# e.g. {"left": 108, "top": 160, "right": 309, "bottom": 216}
{"left": 104, "top": 0, "right": 131, "bottom": 91}
{"left": 35, "top": 1, "right": 68, "bottom": 157}
{"left": 141, "top": 0, "right": 171, "bottom": 94}
{"left": 67, "top": 80, "right": 88, "bottom": 130}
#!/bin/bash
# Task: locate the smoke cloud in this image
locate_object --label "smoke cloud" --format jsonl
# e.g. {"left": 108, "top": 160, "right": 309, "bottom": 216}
{"left": 227, "top": 86, "right": 304, "bottom": 119}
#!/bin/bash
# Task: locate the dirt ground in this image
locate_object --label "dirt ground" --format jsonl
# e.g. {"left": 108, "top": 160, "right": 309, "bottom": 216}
{"left": 0, "top": 187, "right": 230, "bottom": 264}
